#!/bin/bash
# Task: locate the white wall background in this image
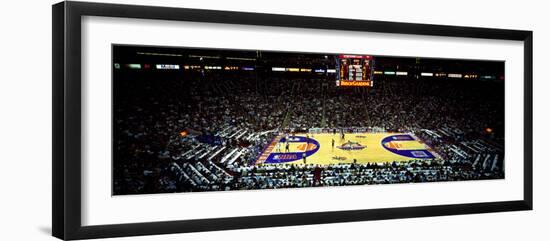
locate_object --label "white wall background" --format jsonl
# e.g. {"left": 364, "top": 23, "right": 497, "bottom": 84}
{"left": 0, "top": 0, "right": 547, "bottom": 240}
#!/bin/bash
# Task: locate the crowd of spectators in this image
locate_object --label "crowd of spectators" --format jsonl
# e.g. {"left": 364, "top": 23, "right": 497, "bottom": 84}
{"left": 113, "top": 68, "right": 504, "bottom": 195}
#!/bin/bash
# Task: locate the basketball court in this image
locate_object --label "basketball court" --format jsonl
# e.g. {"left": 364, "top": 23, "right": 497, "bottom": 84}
{"left": 255, "top": 132, "right": 439, "bottom": 165}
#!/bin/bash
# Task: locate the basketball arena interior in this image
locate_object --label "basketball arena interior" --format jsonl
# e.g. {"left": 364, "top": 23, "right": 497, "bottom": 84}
{"left": 112, "top": 45, "right": 505, "bottom": 195}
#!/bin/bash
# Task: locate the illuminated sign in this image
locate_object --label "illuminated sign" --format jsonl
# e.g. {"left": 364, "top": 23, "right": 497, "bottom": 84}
{"left": 156, "top": 64, "right": 180, "bottom": 69}
{"left": 338, "top": 55, "right": 372, "bottom": 59}
{"left": 396, "top": 71, "right": 408, "bottom": 76}
{"left": 448, "top": 73, "right": 462, "bottom": 78}
{"left": 114, "top": 63, "right": 120, "bottom": 69}
{"left": 241, "top": 67, "right": 255, "bottom": 71}
{"left": 205, "top": 66, "right": 222, "bottom": 70}
{"left": 183, "top": 65, "right": 201, "bottom": 70}
{"left": 464, "top": 74, "right": 478, "bottom": 79}
{"left": 339, "top": 80, "right": 373, "bottom": 87}
{"left": 271, "top": 67, "right": 321, "bottom": 72}
{"left": 384, "top": 71, "right": 395, "bottom": 75}
{"left": 337, "top": 55, "right": 374, "bottom": 88}
{"left": 374, "top": 71, "right": 383, "bottom": 75}
{"left": 126, "top": 64, "right": 141, "bottom": 69}
{"left": 481, "top": 75, "right": 496, "bottom": 79}
{"left": 421, "top": 72, "right": 434, "bottom": 77}
{"left": 435, "top": 73, "right": 446, "bottom": 77}
{"left": 224, "top": 66, "right": 239, "bottom": 70}
{"left": 326, "top": 69, "right": 337, "bottom": 73}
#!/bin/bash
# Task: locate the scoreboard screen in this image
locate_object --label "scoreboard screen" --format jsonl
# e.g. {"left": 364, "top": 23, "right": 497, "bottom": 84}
{"left": 336, "top": 55, "right": 374, "bottom": 87}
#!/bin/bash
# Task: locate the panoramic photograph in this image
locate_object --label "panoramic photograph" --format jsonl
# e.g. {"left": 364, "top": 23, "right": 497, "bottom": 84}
{"left": 112, "top": 45, "right": 505, "bottom": 195}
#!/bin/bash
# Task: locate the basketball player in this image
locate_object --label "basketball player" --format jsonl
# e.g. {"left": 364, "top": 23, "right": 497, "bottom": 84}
{"left": 331, "top": 138, "right": 335, "bottom": 150}
{"left": 285, "top": 141, "right": 290, "bottom": 152}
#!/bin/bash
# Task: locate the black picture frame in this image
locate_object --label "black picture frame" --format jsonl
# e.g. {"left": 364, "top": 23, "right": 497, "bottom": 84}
{"left": 52, "top": 1, "right": 533, "bottom": 240}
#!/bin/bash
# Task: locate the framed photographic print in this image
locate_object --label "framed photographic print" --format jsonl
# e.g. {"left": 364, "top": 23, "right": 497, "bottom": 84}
{"left": 52, "top": 1, "right": 533, "bottom": 240}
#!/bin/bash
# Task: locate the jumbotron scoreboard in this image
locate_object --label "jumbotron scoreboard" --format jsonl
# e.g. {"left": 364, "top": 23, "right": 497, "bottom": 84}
{"left": 336, "top": 54, "right": 374, "bottom": 87}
